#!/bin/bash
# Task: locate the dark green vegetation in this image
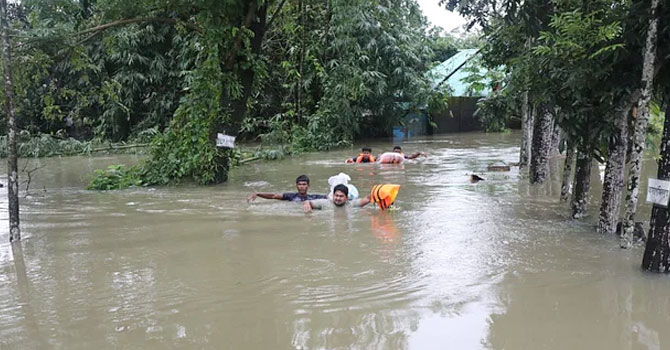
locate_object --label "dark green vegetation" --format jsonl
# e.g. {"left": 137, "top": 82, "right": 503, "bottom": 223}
{"left": 449, "top": 0, "right": 669, "bottom": 142}
{"left": 0, "top": 0, "right": 483, "bottom": 187}
{"left": 445, "top": 0, "right": 670, "bottom": 271}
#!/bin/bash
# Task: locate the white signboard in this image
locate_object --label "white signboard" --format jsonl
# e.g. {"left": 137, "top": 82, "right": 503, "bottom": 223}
{"left": 646, "top": 178, "right": 670, "bottom": 207}
{"left": 216, "top": 133, "right": 236, "bottom": 149}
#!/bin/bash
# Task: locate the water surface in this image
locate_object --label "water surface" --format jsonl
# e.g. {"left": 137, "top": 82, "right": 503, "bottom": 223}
{"left": 0, "top": 132, "right": 668, "bottom": 349}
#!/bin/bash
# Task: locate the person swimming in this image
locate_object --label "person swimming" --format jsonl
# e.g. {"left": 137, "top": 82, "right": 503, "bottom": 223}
{"left": 303, "top": 183, "right": 400, "bottom": 212}
{"left": 377, "top": 145, "right": 427, "bottom": 164}
{"left": 303, "top": 184, "right": 372, "bottom": 212}
{"left": 247, "top": 175, "right": 327, "bottom": 202}
{"left": 391, "top": 145, "right": 426, "bottom": 160}
{"left": 345, "top": 146, "right": 376, "bottom": 163}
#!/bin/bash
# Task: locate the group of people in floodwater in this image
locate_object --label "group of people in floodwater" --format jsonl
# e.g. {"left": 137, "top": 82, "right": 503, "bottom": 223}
{"left": 345, "top": 145, "right": 425, "bottom": 164}
{"left": 247, "top": 145, "right": 426, "bottom": 212}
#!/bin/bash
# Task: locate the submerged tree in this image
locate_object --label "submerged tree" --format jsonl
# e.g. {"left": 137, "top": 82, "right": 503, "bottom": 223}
{"left": 519, "top": 91, "right": 532, "bottom": 168}
{"left": 560, "top": 138, "right": 574, "bottom": 201}
{"left": 598, "top": 95, "right": 636, "bottom": 234}
{"left": 444, "top": 0, "right": 670, "bottom": 227}
{"left": 621, "top": 0, "right": 662, "bottom": 248}
{"left": 1, "top": 0, "right": 19, "bottom": 241}
{"left": 643, "top": 101, "right": 670, "bottom": 272}
{"left": 529, "top": 105, "right": 552, "bottom": 184}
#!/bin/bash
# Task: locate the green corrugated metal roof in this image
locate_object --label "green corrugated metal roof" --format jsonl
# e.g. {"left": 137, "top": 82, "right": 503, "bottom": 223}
{"left": 429, "top": 49, "right": 491, "bottom": 97}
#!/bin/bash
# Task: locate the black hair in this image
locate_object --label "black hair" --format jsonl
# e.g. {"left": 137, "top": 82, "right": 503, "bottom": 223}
{"left": 333, "top": 184, "right": 349, "bottom": 196}
{"left": 362, "top": 146, "right": 372, "bottom": 152}
{"left": 393, "top": 145, "right": 402, "bottom": 151}
{"left": 296, "top": 175, "right": 310, "bottom": 184}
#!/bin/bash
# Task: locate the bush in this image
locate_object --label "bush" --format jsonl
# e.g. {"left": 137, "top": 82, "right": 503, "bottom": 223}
{"left": 87, "top": 165, "right": 144, "bottom": 190}
{"left": 474, "top": 92, "right": 518, "bottom": 132}
{"left": 0, "top": 131, "right": 92, "bottom": 158}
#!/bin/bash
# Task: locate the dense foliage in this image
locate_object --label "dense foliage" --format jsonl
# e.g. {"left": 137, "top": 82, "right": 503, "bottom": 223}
{"left": 1, "top": 0, "right": 475, "bottom": 188}
{"left": 444, "top": 0, "right": 670, "bottom": 154}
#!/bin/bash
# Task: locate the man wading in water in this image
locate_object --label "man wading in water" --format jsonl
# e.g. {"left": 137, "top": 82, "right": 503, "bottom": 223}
{"left": 248, "top": 175, "right": 327, "bottom": 202}
{"left": 303, "top": 184, "right": 372, "bottom": 212}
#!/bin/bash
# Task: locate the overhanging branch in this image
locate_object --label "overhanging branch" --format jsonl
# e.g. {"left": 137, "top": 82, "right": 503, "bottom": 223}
{"left": 266, "top": 0, "right": 288, "bottom": 30}
{"left": 77, "top": 17, "right": 201, "bottom": 36}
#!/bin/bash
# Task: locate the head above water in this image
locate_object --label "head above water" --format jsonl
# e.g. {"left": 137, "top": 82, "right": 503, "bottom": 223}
{"left": 296, "top": 175, "right": 310, "bottom": 195}
{"left": 361, "top": 146, "right": 372, "bottom": 154}
{"left": 393, "top": 145, "right": 402, "bottom": 153}
{"left": 332, "top": 184, "right": 349, "bottom": 206}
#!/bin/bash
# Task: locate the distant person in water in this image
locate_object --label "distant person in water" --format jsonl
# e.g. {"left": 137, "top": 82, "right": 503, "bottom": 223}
{"left": 392, "top": 145, "right": 426, "bottom": 160}
{"left": 345, "top": 146, "right": 376, "bottom": 163}
{"left": 248, "top": 175, "right": 327, "bottom": 202}
{"left": 303, "top": 184, "right": 372, "bottom": 212}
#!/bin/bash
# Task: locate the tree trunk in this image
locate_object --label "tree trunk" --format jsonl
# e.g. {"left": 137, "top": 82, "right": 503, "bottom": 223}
{"left": 81, "top": 0, "right": 91, "bottom": 18}
{"left": 296, "top": 0, "right": 305, "bottom": 123}
{"left": 1, "top": 0, "right": 20, "bottom": 242}
{"left": 549, "top": 145, "right": 561, "bottom": 197}
{"left": 529, "top": 105, "right": 552, "bottom": 184}
{"left": 642, "top": 102, "right": 670, "bottom": 272}
{"left": 211, "top": 2, "right": 273, "bottom": 183}
{"left": 560, "top": 138, "right": 574, "bottom": 202}
{"left": 598, "top": 96, "right": 637, "bottom": 235}
{"left": 228, "top": 3, "right": 268, "bottom": 136}
{"left": 622, "top": 0, "right": 660, "bottom": 248}
{"left": 323, "top": 0, "right": 331, "bottom": 62}
{"left": 571, "top": 149, "right": 592, "bottom": 219}
{"left": 550, "top": 120, "right": 561, "bottom": 156}
{"left": 519, "top": 92, "right": 533, "bottom": 168}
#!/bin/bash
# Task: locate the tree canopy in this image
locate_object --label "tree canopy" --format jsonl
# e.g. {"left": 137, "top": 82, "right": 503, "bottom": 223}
{"left": 2, "top": 0, "right": 472, "bottom": 186}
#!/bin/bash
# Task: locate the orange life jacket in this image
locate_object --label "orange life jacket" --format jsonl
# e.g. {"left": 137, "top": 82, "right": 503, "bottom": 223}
{"left": 355, "top": 154, "right": 375, "bottom": 163}
{"left": 370, "top": 184, "right": 400, "bottom": 210}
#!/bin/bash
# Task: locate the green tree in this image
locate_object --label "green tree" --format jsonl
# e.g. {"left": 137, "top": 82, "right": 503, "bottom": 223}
{"left": 1, "top": 0, "right": 446, "bottom": 188}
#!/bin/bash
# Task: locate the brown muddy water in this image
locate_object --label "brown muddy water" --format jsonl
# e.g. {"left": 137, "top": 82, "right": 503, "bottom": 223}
{"left": 0, "top": 131, "right": 669, "bottom": 349}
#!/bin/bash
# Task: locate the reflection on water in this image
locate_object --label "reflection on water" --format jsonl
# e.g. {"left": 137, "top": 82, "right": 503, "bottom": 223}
{"left": 0, "top": 132, "right": 669, "bottom": 349}
{"left": 370, "top": 212, "right": 400, "bottom": 243}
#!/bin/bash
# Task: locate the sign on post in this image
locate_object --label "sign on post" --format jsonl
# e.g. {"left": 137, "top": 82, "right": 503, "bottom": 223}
{"left": 646, "top": 178, "right": 670, "bottom": 207}
{"left": 216, "top": 133, "right": 236, "bottom": 149}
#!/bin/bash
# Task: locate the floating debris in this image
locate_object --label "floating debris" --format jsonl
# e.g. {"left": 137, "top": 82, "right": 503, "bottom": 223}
{"left": 487, "top": 162, "right": 511, "bottom": 172}
{"left": 470, "top": 174, "right": 485, "bottom": 183}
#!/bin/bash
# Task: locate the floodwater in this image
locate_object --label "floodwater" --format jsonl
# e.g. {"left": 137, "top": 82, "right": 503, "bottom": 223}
{"left": 0, "top": 131, "right": 669, "bottom": 350}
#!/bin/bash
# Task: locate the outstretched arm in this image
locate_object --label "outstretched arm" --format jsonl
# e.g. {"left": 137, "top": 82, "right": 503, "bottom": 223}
{"left": 406, "top": 152, "right": 426, "bottom": 160}
{"left": 356, "top": 195, "right": 372, "bottom": 207}
{"left": 248, "top": 192, "right": 283, "bottom": 202}
{"left": 304, "top": 199, "right": 327, "bottom": 212}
